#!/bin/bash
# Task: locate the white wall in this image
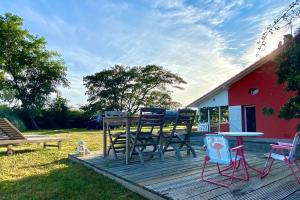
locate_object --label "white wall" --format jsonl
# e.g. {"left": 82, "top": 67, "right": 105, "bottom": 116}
{"left": 198, "top": 90, "right": 228, "bottom": 108}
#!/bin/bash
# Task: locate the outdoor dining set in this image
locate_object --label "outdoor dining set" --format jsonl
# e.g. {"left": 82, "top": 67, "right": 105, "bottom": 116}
{"left": 102, "top": 108, "right": 197, "bottom": 165}
{"left": 101, "top": 107, "right": 300, "bottom": 187}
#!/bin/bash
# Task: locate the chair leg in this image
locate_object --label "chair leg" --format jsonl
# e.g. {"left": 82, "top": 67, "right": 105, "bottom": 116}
{"left": 149, "top": 143, "right": 157, "bottom": 159}
{"left": 185, "top": 143, "right": 197, "bottom": 157}
{"left": 163, "top": 140, "right": 169, "bottom": 154}
{"left": 129, "top": 138, "right": 137, "bottom": 160}
{"left": 135, "top": 146, "right": 144, "bottom": 164}
{"left": 217, "top": 159, "right": 248, "bottom": 182}
{"left": 170, "top": 143, "right": 182, "bottom": 160}
{"left": 178, "top": 136, "right": 196, "bottom": 157}
{"left": 294, "top": 159, "right": 300, "bottom": 173}
{"left": 241, "top": 157, "right": 249, "bottom": 181}
{"left": 261, "top": 158, "right": 274, "bottom": 178}
{"left": 288, "top": 162, "right": 300, "bottom": 184}
{"left": 58, "top": 141, "right": 62, "bottom": 150}
{"left": 108, "top": 133, "right": 118, "bottom": 159}
{"left": 201, "top": 157, "right": 232, "bottom": 187}
{"left": 157, "top": 145, "right": 164, "bottom": 161}
{"left": 230, "top": 162, "right": 237, "bottom": 185}
{"left": 201, "top": 156, "right": 209, "bottom": 180}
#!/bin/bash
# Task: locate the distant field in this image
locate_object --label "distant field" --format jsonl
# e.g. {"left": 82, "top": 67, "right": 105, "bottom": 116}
{"left": 0, "top": 129, "right": 144, "bottom": 200}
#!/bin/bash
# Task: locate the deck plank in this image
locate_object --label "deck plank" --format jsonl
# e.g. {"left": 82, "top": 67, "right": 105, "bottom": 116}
{"left": 69, "top": 149, "right": 300, "bottom": 200}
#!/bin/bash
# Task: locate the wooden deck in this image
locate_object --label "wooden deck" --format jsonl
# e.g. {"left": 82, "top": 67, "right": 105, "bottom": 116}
{"left": 69, "top": 149, "right": 300, "bottom": 200}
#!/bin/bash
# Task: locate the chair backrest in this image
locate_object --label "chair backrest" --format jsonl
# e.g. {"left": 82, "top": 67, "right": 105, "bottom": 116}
{"left": 0, "top": 118, "right": 26, "bottom": 140}
{"left": 170, "top": 109, "right": 196, "bottom": 137}
{"left": 137, "top": 107, "right": 166, "bottom": 133}
{"left": 204, "top": 134, "right": 231, "bottom": 165}
{"left": 289, "top": 132, "right": 300, "bottom": 161}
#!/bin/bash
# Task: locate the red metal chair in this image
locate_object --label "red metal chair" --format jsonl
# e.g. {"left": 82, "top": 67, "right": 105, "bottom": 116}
{"left": 261, "top": 132, "right": 300, "bottom": 184}
{"left": 201, "top": 134, "right": 249, "bottom": 187}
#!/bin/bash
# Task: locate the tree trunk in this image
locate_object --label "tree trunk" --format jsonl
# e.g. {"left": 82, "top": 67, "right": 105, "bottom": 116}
{"left": 28, "top": 112, "right": 39, "bottom": 130}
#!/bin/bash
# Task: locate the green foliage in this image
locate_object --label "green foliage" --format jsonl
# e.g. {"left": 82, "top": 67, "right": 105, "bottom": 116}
{"left": 83, "top": 65, "right": 186, "bottom": 114}
{"left": 276, "top": 31, "right": 300, "bottom": 130}
{"left": 35, "top": 96, "right": 90, "bottom": 129}
{"left": 145, "top": 90, "right": 181, "bottom": 109}
{"left": 257, "top": 0, "right": 300, "bottom": 54}
{"left": 262, "top": 107, "right": 275, "bottom": 116}
{"left": 0, "top": 105, "right": 26, "bottom": 131}
{"left": 0, "top": 13, "right": 69, "bottom": 129}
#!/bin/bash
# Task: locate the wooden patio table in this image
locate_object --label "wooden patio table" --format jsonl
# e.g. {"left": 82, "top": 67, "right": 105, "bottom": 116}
{"left": 218, "top": 132, "right": 264, "bottom": 180}
{"left": 102, "top": 116, "right": 139, "bottom": 164}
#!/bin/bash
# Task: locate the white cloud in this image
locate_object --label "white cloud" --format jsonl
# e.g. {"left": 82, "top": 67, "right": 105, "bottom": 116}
{"left": 0, "top": 0, "right": 292, "bottom": 108}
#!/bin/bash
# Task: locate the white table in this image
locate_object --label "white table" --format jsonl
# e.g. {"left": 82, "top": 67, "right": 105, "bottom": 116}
{"left": 218, "top": 132, "right": 264, "bottom": 179}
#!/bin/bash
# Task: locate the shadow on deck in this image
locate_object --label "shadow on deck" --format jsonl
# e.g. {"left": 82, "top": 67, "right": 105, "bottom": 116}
{"left": 69, "top": 149, "right": 300, "bottom": 200}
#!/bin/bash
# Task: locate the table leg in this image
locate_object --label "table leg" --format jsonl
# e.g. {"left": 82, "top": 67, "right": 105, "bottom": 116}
{"left": 103, "top": 121, "right": 107, "bottom": 158}
{"left": 236, "top": 136, "right": 263, "bottom": 177}
{"left": 126, "top": 118, "right": 130, "bottom": 164}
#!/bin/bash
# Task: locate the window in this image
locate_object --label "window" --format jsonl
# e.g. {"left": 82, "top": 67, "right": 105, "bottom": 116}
{"left": 199, "top": 108, "right": 208, "bottom": 123}
{"left": 209, "top": 107, "right": 219, "bottom": 123}
{"left": 221, "top": 106, "right": 228, "bottom": 123}
{"left": 199, "top": 106, "right": 228, "bottom": 123}
{"left": 249, "top": 88, "right": 259, "bottom": 95}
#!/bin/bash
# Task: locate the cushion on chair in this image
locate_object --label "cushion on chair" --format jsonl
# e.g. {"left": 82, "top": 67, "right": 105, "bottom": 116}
{"left": 270, "top": 153, "right": 287, "bottom": 161}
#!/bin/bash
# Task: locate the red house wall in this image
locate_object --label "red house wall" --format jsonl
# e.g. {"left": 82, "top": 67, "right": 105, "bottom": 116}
{"left": 228, "top": 61, "right": 299, "bottom": 139}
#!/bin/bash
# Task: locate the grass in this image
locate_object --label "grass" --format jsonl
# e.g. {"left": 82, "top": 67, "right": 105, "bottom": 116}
{"left": 0, "top": 129, "right": 145, "bottom": 200}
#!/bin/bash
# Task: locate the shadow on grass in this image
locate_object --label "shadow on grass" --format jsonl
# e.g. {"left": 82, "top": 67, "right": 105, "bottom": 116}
{"left": 19, "top": 158, "right": 69, "bottom": 169}
{"left": 0, "top": 161, "right": 143, "bottom": 200}
{"left": 24, "top": 128, "right": 102, "bottom": 136}
{"left": 0, "top": 149, "right": 37, "bottom": 156}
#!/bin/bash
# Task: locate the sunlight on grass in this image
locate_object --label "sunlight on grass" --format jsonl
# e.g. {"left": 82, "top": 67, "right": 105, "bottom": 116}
{"left": 0, "top": 129, "right": 144, "bottom": 200}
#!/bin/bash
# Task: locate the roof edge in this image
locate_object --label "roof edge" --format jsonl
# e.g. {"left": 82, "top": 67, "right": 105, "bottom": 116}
{"left": 187, "top": 46, "right": 283, "bottom": 108}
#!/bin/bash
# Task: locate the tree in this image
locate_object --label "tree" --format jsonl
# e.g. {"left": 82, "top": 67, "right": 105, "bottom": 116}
{"left": 48, "top": 95, "right": 69, "bottom": 112}
{"left": 0, "top": 13, "right": 69, "bottom": 129}
{"left": 257, "top": 0, "right": 300, "bottom": 54}
{"left": 83, "top": 65, "right": 186, "bottom": 114}
{"left": 44, "top": 95, "right": 69, "bottom": 129}
{"left": 276, "top": 30, "right": 300, "bottom": 130}
{"left": 145, "top": 90, "right": 181, "bottom": 109}
{"left": 256, "top": 1, "right": 300, "bottom": 131}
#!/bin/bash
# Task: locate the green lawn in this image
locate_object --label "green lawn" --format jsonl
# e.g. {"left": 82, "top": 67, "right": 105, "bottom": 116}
{"left": 0, "top": 129, "right": 144, "bottom": 200}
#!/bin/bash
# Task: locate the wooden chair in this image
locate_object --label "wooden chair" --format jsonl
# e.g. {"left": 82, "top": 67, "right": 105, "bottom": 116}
{"left": 105, "top": 111, "right": 128, "bottom": 159}
{"left": 0, "top": 118, "right": 64, "bottom": 155}
{"left": 201, "top": 134, "right": 248, "bottom": 187}
{"left": 129, "top": 107, "right": 166, "bottom": 164}
{"left": 162, "top": 109, "right": 197, "bottom": 160}
{"left": 261, "top": 132, "right": 300, "bottom": 184}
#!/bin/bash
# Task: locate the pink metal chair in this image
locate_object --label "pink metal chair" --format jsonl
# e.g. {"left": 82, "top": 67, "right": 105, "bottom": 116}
{"left": 261, "top": 132, "right": 300, "bottom": 184}
{"left": 201, "top": 134, "right": 249, "bottom": 187}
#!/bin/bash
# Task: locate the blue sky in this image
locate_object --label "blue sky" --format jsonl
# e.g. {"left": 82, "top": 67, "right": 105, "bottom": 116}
{"left": 0, "top": 0, "right": 294, "bottom": 107}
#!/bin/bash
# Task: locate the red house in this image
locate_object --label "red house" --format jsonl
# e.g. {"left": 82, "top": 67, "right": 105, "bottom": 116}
{"left": 188, "top": 39, "right": 299, "bottom": 139}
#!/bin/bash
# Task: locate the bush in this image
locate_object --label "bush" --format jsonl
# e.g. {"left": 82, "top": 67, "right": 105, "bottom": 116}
{"left": 0, "top": 105, "right": 27, "bottom": 131}
{"left": 35, "top": 109, "right": 90, "bottom": 129}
